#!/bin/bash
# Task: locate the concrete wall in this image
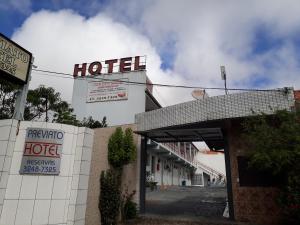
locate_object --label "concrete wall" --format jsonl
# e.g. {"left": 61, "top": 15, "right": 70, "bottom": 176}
{"left": 0, "top": 119, "right": 93, "bottom": 225}
{"left": 72, "top": 71, "right": 147, "bottom": 126}
{"left": 227, "top": 120, "right": 280, "bottom": 225}
{"left": 85, "top": 124, "right": 140, "bottom": 225}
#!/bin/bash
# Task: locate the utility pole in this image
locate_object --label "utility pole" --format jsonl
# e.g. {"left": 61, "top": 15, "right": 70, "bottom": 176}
{"left": 220, "top": 66, "right": 228, "bottom": 95}
{"left": 13, "top": 57, "right": 34, "bottom": 120}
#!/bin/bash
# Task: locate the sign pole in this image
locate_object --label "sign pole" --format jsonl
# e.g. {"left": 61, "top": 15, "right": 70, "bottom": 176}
{"left": 13, "top": 57, "right": 34, "bottom": 120}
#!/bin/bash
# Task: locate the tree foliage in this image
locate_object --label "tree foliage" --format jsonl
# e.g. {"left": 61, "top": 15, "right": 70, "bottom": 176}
{"left": 121, "top": 189, "right": 137, "bottom": 221}
{"left": 0, "top": 79, "right": 21, "bottom": 119}
{"left": 108, "top": 127, "right": 136, "bottom": 169}
{"left": 80, "top": 116, "right": 107, "bottom": 128}
{"left": 243, "top": 110, "right": 300, "bottom": 176}
{"left": 100, "top": 127, "right": 137, "bottom": 224}
{"left": 25, "top": 85, "right": 62, "bottom": 122}
{"left": 0, "top": 80, "right": 107, "bottom": 128}
{"left": 243, "top": 110, "right": 300, "bottom": 224}
{"left": 123, "top": 128, "right": 136, "bottom": 165}
{"left": 108, "top": 127, "right": 125, "bottom": 169}
{"left": 99, "top": 170, "right": 121, "bottom": 225}
{"left": 52, "top": 100, "right": 78, "bottom": 125}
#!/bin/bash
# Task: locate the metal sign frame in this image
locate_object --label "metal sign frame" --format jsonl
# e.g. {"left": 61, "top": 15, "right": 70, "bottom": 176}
{"left": 0, "top": 33, "right": 32, "bottom": 84}
{"left": 19, "top": 128, "right": 65, "bottom": 175}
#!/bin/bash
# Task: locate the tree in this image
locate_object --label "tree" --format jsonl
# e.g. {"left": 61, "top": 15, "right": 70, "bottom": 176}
{"left": 52, "top": 101, "right": 79, "bottom": 125}
{"left": 0, "top": 81, "right": 107, "bottom": 128}
{"left": 25, "top": 85, "right": 61, "bottom": 121}
{"left": 79, "top": 116, "right": 107, "bottom": 128}
{"left": 243, "top": 110, "right": 300, "bottom": 224}
{"left": 0, "top": 79, "right": 21, "bottom": 119}
{"left": 108, "top": 127, "right": 125, "bottom": 169}
{"left": 123, "top": 128, "right": 136, "bottom": 165}
{"left": 99, "top": 170, "right": 121, "bottom": 225}
{"left": 100, "top": 127, "right": 137, "bottom": 224}
{"left": 107, "top": 127, "right": 136, "bottom": 169}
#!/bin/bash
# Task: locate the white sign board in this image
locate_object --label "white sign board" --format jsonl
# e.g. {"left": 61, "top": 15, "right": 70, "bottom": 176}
{"left": 20, "top": 128, "right": 64, "bottom": 175}
{"left": 0, "top": 33, "right": 32, "bottom": 84}
{"left": 86, "top": 79, "right": 128, "bottom": 103}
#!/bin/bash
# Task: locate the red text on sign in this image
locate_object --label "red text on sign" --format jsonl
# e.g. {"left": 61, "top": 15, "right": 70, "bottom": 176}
{"left": 23, "top": 142, "right": 61, "bottom": 158}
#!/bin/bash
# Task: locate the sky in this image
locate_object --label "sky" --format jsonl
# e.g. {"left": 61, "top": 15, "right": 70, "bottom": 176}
{"left": 1, "top": 0, "right": 300, "bottom": 106}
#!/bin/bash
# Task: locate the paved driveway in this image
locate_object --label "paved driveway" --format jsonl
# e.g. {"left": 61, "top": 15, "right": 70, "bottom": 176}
{"left": 146, "top": 186, "right": 227, "bottom": 219}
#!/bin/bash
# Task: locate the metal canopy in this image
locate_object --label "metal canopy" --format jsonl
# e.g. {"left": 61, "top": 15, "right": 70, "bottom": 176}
{"left": 139, "top": 124, "right": 225, "bottom": 150}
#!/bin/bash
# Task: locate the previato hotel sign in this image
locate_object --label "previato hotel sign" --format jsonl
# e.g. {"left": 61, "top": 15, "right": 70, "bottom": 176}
{"left": 20, "top": 128, "right": 64, "bottom": 175}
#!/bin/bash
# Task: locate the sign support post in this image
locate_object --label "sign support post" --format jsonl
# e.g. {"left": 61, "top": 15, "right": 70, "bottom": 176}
{"left": 13, "top": 57, "right": 34, "bottom": 120}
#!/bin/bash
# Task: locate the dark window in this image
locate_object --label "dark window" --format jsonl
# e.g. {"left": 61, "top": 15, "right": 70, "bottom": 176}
{"left": 237, "top": 156, "right": 283, "bottom": 187}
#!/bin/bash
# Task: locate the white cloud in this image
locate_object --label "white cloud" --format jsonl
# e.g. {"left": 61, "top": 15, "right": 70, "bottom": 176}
{"left": 104, "top": 0, "right": 300, "bottom": 91}
{"left": 12, "top": 9, "right": 190, "bottom": 105}
{"left": 11, "top": 0, "right": 300, "bottom": 108}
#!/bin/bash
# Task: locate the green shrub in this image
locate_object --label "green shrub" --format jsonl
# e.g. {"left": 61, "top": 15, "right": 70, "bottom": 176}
{"left": 108, "top": 127, "right": 137, "bottom": 169}
{"left": 243, "top": 110, "right": 300, "bottom": 224}
{"left": 100, "top": 127, "right": 137, "bottom": 224}
{"left": 99, "top": 170, "right": 121, "bottom": 225}
{"left": 108, "top": 127, "right": 124, "bottom": 169}
{"left": 121, "top": 189, "right": 137, "bottom": 221}
{"left": 123, "top": 128, "right": 137, "bottom": 165}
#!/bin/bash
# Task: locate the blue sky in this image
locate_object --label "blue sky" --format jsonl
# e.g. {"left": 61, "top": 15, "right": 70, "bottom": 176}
{"left": 1, "top": 0, "right": 300, "bottom": 104}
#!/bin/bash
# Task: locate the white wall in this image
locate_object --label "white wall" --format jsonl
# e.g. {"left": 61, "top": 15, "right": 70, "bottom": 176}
{"left": 146, "top": 153, "right": 192, "bottom": 187}
{"left": 195, "top": 151, "right": 226, "bottom": 175}
{"left": 0, "top": 119, "right": 93, "bottom": 225}
{"left": 72, "top": 71, "right": 147, "bottom": 126}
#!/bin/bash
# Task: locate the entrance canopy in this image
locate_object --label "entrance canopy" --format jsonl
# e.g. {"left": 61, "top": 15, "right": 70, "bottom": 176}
{"left": 135, "top": 88, "right": 295, "bottom": 150}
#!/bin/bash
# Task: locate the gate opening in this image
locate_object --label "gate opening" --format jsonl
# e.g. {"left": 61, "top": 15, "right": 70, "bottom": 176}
{"left": 141, "top": 134, "right": 230, "bottom": 220}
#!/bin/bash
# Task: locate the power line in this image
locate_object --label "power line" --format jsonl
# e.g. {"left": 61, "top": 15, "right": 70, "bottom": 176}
{"left": 32, "top": 68, "right": 284, "bottom": 92}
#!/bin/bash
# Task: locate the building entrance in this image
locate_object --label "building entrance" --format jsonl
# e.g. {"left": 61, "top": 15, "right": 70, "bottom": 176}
{"left": 138, "top": 124, "right": 233, "bottom": 220}
{"left": 135, "top": 88, "right": 294, "bottom": 223}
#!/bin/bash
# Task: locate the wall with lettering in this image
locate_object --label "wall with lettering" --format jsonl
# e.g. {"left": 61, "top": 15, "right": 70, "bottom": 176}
{"left": 72, "top": 70, "right": 147, "bottom": 126}
{"left": 0, "top": 119, "right": 94, "bottom": 225}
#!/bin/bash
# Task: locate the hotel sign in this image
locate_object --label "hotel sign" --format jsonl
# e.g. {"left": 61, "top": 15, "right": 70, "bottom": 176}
{"left": 0, "top": 33, "right": 32, "bottom": 84}
{"left": 20, "top": 128, "right": 64, "bottom": 175}
{"left": 87, "top": 79, "right": 128, "bottom": 103}
{"left": 73, "top": 56, "right": 146, "bottom": 77}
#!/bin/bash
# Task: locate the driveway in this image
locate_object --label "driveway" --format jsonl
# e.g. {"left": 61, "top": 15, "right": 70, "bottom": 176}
{"left": 146, "top": 186, "right": 227, "bottom": 219}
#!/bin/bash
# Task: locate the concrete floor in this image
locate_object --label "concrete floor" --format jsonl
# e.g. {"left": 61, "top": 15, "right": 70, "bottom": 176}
{"left": 145, "top": 186, "right": 227, "bottom": 219}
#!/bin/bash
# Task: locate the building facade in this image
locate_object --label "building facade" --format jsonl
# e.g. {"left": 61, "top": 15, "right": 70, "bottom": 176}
{"left": 71, "top": 65, "right": 209, "bottom": 188}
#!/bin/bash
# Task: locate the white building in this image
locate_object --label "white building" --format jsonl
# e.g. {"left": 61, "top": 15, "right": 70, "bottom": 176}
{"left": 71, "top": 60, "right": 202, "bottom": 186}
{"left": 72, "top": 70, "right": 158, "bottom": 126}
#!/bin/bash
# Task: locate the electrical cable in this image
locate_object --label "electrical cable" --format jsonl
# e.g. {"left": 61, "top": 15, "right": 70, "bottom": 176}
{"left": 32, "top": 68, "right": 284, "bottom": 92}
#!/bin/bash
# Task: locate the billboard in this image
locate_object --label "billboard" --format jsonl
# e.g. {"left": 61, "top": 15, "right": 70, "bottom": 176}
{"left": 20, "top": 128, "right": 64, "bottom": 175}
{"left": 86, "top": 79, "right": 128, "bottom": 103}
{"left": 0, "top": 33, "right": 32, "bottom": 84}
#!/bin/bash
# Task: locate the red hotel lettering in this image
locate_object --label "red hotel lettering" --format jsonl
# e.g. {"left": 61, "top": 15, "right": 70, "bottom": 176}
{"left": 73, "top": 56, "right": 145, "bottom": 77}
{"left": 88, "top": 61, "right": 102, "bottom": 75}
{"left": 134, "top": 56, "right": 146, "bottom": 70}
{"left": 119, "top": 57, "right": 132, "bottom": 72}
{"left": 73, "top": 63, "right": 87, "bottom": 77}
{"left": 105, "top": 59, "right": 118, "bottom": 73}
{"left": 24, "top": 142, "right": 60, "bottom": 157}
